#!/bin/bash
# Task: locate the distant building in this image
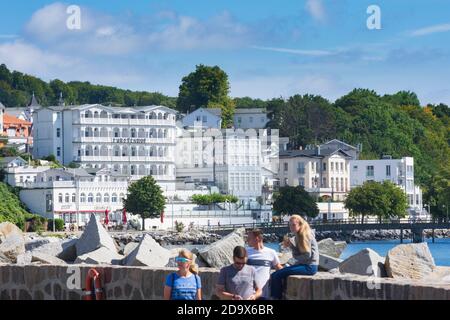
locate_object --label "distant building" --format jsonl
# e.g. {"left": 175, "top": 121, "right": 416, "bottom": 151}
{"left": 350, "top": 156, "right": 425, "bottom": 218}
{"left": 233, "top": 108, "right": 269, "bottom": 129}
{"left": 16, "top": 167, "right": 130, "bottom": 224}
{"left": 181, "top": 107, "right": 222, "bottom": 129}
{"left": 0, "top": 102, "right": 5, "bottom": 147}
{"left": 319, "top": 139, "right": 361, "bottom": 160}
{"left": 278, "top": 146, "right": 352, "bottom": 201}
{"left": 3, "top": 164, "right": 50, "bottom": 186}
{"left": 0, "top": 156, "right": 28, "bottom": 170}
{"left": 32, "top": 104, "right": 178, "bottom": 191}
{"left": 3, "top": 113, "right": 33, "bottom": 149}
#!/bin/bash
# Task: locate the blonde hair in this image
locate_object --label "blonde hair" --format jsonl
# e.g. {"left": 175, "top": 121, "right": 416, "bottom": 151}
{"left": 289, "top": 215, "right": 312, "bottom": 253}
{"left": 179, "top": 249, "right": 199, "bottom": 275}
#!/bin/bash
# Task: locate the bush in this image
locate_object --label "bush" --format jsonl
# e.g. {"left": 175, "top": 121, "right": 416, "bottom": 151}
{"left": 26, "top": 215, "right": 47, "bottom": 233}
{"left": 48, "top": 218, "right": 65, "bottom": 231}
{"left": 175, "top": 220, "right": 185, "bottom": 232}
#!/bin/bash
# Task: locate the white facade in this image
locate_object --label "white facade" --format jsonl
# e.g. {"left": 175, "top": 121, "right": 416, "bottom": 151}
{"left": 4, "top": 165, "right": 50, "bottom": 186}
{"left": 181, "top": 108, "right": 222, "bottom": 129}
{"left": 175, "top": 127, "right": 278, "bottom": 200}
{"left": 316, "top": 202, "right": 349, "bottom": 221}
{"left": 279, "top": 148, "right": 352, "bottom": 201}
{"left": 18, "top": 167, "right": 130, "bottom": 224}
{"left": 350, "top": 157, "right": 425, "bottom": 217}
{"left": 0, "top": 102, "right": 4, "bottom": 134}
{"left": 33, "top": 104, "right": 178, "bottom": 191}
{"left": 234, "top": 109, "right": 269, "bottom": 129}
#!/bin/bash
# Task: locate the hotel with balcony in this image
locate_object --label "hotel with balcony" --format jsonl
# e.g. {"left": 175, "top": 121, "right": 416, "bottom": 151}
{"left": 32, "top": 104, "right": 177, "bottom": 191}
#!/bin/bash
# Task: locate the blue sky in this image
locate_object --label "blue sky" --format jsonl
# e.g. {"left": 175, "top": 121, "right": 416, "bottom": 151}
{"left": 0, "top": 0, "right": 450, "bottom": 104}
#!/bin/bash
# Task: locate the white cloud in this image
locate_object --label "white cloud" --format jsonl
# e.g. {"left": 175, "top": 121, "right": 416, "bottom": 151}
{"left": 0, "top": 40, "right": 76, "bottom": 75}
{"left": 409, "top": 23, "right": 450, "bottom": 37}
{"left": 251, "top": 45, "right": 332, "bottom": 56}
{"left": 305, "top": 0, "right": 326, "bottom": 23}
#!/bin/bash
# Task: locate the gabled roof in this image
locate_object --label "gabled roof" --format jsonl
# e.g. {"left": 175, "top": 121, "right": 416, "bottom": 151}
{"left": 321, "top": 139, "right": 358, "bottom": 150}
{"left": 29, "top": 93, "right": 41, "bottom": 107}
{"left": 187, "top": 107, "right": 222, "bottom": 118}
{"left": 280, "top": 147, "right": 352, "bottom": 159}
{"left": 3, "top": 113, "right": 32, "bottom": 125}
{"left": 0, "top": 156, "right": 27, "bottom": 164}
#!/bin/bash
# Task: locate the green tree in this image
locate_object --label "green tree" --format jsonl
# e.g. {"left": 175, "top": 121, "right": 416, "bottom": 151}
{"left": 273, "top": 186, "right": 319, "bottom": 218}
{"left": 123, "top": 176, "right": 166, "bottom": 230}
{"left": 0, "top": 182, "right": 31, "bottom": 229}
{"left": 177, "top": 65, "right": 234, "bottom": 127}
{"left": 345, "top": 181, "right": 407, "bottom": 223}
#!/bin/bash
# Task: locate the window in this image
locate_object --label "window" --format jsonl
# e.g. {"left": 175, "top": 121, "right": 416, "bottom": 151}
{"left": 297, "top": 162, "right": 305, "bottom": 174}
{"left": 96, "top": 193, "right": 101, "bottom": 203}
{"left": 331, "top": 162, "right": 334, "bottom": 172}
{"left": 65, "top": 193, "right": 70, "bottom": 203}
{"left": 80, "top": 193, "right": 86, "bottom": 203}
{"left": 72, "top": 194, "right": 76, "bottom": 203}
{"left": 104, "top": 194, "right": 110, "bottom": 203}
{"left": 298, "top": 178, "right": 305, "bottom": 187}
{"left": 56, "top": 128, "right": 61, "bottom": 138}
{"left": 322, "top": 163, "right": 326, "bottom": 172}
{"left": 386, "top": 165, "right": 391, "bottom": 177}
{"left": 366, "top": 166, "right": 374, "bottom": 177}
{"left": 202, "top": 116, "right": 207, "bottom": 123}
{"left": 88, "top": 193, "right": 94, "bottom": 203}
{"left": 112, "top": 193, "right": 118, "bottom": 203}
{"left": 340, "top": 163, "right": 344, "bottom": 172}
{"left": 57, "top": 147, "right": 61, "bottom": 157}
{"left": 20, "top": 176, "right": 23, "bottom": 183}
{"left": 353, "top": 165, "right": 358, "bottom": 170}
{"left": 58, "top": 194, "right": 63, "bottom": 203}
{"left": 284, "top": 162, "right": 288, "bottom": 172}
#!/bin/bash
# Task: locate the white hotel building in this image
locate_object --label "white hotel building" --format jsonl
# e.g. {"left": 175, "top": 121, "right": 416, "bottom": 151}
{"left": 32, "top": 104, "right": 177, "bottom": 191}
{"left": 350, "top": 156, "right": 426, "bottom": 218}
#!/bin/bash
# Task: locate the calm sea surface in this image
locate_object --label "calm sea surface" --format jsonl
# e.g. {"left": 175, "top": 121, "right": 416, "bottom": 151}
{"left": 266, "top": 238, "right": 450, "bottom": 266}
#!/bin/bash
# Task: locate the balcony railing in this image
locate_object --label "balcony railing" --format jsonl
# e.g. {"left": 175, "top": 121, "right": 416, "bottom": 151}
{"left": 73, "top": 155, "right": 173, "bottom": 162}
{"left": 76, "top": 118, "right": 175, "bottom": 126}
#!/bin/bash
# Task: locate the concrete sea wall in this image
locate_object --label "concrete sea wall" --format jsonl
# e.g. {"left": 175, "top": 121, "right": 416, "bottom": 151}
{"left": 0, "top": 264, "right": 449, "bottom": 300}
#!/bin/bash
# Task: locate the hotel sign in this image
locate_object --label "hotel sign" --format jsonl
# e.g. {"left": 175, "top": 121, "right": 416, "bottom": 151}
{"left": 113, "top": 138, "right": 147, "bottom": 144}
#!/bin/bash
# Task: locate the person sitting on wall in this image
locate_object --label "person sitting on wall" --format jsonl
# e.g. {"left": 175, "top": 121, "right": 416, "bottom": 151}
{"left": 270, "top": 214, "right": 319, "bottom": 300}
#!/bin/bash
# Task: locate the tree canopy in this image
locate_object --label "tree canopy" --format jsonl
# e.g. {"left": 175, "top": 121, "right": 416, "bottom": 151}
{"left": 344, "top": 181, "right": 408, "bottom": 223}
{"left": 273, "top": 186, "right": 319, "bottom": 218}
{"left": 123, "top": 176, "right": 166, "bottom": 230}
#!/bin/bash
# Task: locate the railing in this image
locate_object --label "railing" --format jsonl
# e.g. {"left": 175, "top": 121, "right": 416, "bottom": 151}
{"left": 73, "top": 137, "right": 175, "bottom": 144}
{"left": 73, "top": 156, "right": 174, "bottom": 162}
{"left": 76, "top": 118, "right": 176, "bottom": 126}
{"left": 201, "top": 218, "right": 450, "bottom": 232}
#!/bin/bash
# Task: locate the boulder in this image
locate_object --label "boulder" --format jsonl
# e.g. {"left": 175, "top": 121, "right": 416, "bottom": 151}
{"left": 25, "top": 237, "right": 60, "bottom": 251}
{"left": 385, "top": 242, "right": 436, "bottom": 280}
{"left": 319, "top": 253, "right": 342, "bottom": 271}
{"left": 16, "top": 252, "right": 32, "bottom": 265}
{"left": 0, "top": 222, "right": 23, "bottom": 239}
{"left": 318, "top": 238, "right": 347, "bottom": 258}
{"left": 123, "top": 242, "right": 139, "bottom": 256}
{"left": 31, "top": 239, "right": 78, "bottom": 262}
{"left": 0, "top": 233, "right": 25, "bottom": 262}
{"left": 339, "top": 248, "right": 386, "bottom": 277}
{"left": 198, "top": 228, "right": 245, "bottom": 268}
{"left": 0, "top": 251, "right": 13, "bottom": 264}
{"left": 123, "top": 234, "right": 171, "bottom": 267}
{"left": 32, "top": 252, "right": 66, "bottom": 265}
{"left": 76, "top": 214, "right": 118, "bottom": 256}
{"left": 75, "top": 247, "right": 123, "bottom": 265}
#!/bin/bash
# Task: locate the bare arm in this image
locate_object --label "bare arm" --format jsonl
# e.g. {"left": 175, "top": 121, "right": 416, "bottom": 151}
{"left": 215, "top": 285, "right": 240, "bottom": 300}
{"left": 274, "top": 263, "right": 283, "bottom": 270}
{"left": 247, "top": 285, "right": 262, "bottom": 300}
{"left": 163, "top": 285, "right": 171, "bottom": 300}
{"left": 196, "top": 288, "right": 202, "bottom": 300}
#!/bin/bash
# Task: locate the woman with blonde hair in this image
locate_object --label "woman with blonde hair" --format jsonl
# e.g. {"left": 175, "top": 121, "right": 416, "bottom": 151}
{"left": 270, "top": 214, "right": 319, "bottom": 299}
{"left": 164, "top": 249, "right": 202, "bottom": 300}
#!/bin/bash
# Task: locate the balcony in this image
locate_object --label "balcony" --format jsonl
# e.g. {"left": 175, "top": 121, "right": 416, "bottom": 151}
{"left": 76, "top": 118, "right": 175, "bottom": 126}
{"left": 73, "top": 136, "right": 174, "bottom": 144}
{"left": 73, "top": 155, "right": 174, "bottom": 162}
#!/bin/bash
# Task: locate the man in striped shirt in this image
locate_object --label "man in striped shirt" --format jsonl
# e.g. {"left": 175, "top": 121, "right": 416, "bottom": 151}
{"left": 246, "top": 229, "right": 283, "bottom": 299}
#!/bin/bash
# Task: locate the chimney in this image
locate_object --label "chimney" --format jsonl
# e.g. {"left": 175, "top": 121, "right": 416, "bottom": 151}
{"left": 316, "top": 145, "right": 321, "bottom": 155}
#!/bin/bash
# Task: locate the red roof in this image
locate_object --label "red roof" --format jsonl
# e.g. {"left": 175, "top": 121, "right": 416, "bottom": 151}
{"left": 3, "top": 113, "right": 32, "bottom": 125}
